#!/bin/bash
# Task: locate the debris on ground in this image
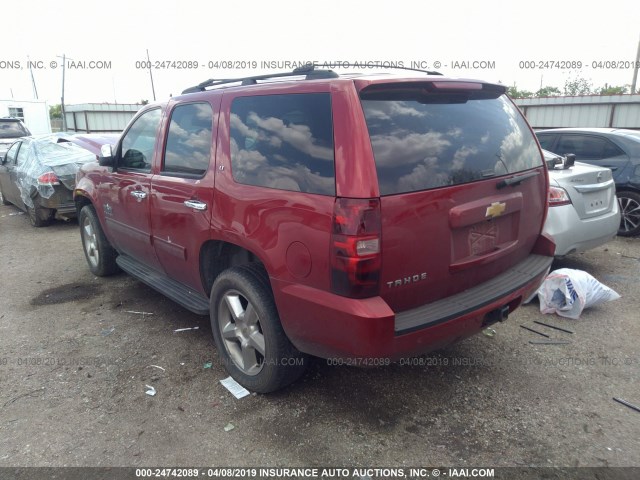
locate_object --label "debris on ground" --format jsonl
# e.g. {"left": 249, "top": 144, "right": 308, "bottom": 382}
{"left": 482, "top": 328, "right": 496, "bottom": 337}
{"left": 613, "top": 397, "right": 640, "bottom": 413}
{"left": 529, "top": 340, "right": 572, "bottom": 345}
{"left": 100, "top": 326, "right": 115, "bottom": 336}
{"left": 520, "top": 325, "right": 550, "bottom": 338}
{"left": 145, "top": 385, "right": 156, "bottom": 397}
{"left": 220, "top": 376, "right": 250, "bottom": 399}
{"left": 537, "top": 268, "right": 620, "bottom": 319}
{"left": 203, "top": 361, "right": 213, "bottom": 369}
{"left": 532, "top": 320, "right": 574, "bottom": 334}
{"left": 224, "top": 423, "right": 235, "bottom": 432}
{"left": 149, "top": 365, "right": 166, "bottom": 371}
{"left": 174, "top": 327, "right": 200, "bottom": 333}
{"left": 125, "top": 310, "right": 154, "bottom": 316}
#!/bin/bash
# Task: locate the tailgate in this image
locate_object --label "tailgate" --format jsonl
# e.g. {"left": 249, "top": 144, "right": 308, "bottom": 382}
{"left": 359, "top": 81, "right": 547, "bottom": 312}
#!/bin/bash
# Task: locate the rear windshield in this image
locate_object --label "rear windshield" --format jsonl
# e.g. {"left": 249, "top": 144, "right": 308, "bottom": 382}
{"left": 360, "top": 86, "right": 542, "bottom": 195}
{"left": 0, "top": 120, "right": 29, "bottom": 139}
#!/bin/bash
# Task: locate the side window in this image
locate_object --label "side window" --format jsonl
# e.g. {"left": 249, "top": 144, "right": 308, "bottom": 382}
{"left": 602, "top": 139, "right": 626, "bottom": 158}
{"left": 15, "top": 139, "right": 31, "bottom": 166}
{"left": 557, "top": 135, "right": 624, "bottom": 160}
{"left": 120, "top": 108, "right": 162, "bottom": 171}
{"left": 229, "top": 93, "right": 335, "bottom": 195}
{"left": 163, "top": 103, "right": 213, "bottom": 176}
{"left": 536, "top": 134, "right": 556, "bottom": 151}
{"left": 6, "top": 142, "right": 21, "bottom": 165}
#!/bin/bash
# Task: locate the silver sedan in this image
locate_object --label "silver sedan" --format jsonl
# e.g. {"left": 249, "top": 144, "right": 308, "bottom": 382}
{"left": 542, "top": 150, "right": 620, "bottom": 257}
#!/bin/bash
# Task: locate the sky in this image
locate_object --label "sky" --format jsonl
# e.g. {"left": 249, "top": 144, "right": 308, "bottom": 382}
{"left": 2, "top": 0, "right": 640, "bottom": 107}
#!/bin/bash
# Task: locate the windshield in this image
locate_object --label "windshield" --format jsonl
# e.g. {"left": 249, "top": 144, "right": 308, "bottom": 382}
{"left": 0, "top": 121, "right": 29, "bottom": 139}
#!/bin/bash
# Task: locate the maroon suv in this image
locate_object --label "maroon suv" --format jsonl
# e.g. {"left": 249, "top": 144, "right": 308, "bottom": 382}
{"left": 74, "top": 66, "right": 554, "bottom": 392}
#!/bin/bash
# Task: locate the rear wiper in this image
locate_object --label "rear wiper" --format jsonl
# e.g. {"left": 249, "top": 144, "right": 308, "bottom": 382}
{"left": 496, "top": 170, "right": 540, "bottom": 189}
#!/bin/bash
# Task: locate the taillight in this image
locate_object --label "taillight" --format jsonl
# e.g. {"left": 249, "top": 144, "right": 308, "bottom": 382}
{"left": 548, "top": 186, "right": 571, "bottom": 206}
{"left": 331, "top": 198, "right": 381, "bottom": 298}
{"left": 37, "top": 172, "right": 60, "bottom": 186}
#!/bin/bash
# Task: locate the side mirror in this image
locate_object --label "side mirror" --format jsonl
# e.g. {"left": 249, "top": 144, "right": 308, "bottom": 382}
{"left": 98, "top": 144, "right": 115, "bottom": 167}
{"left": 564, "top": 153, "right": 576, "bottom": 168}
{"left": 0, "top": 155, "right": 6, "bottom": 165}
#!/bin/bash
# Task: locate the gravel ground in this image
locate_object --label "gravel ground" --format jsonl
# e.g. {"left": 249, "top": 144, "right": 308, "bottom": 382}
{"left": 1, "top": 202, "right": 639, "bottom": 472}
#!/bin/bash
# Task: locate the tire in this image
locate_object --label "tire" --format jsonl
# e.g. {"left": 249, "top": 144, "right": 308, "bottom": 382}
{"left": 617, "top": 190, "right": 640, "bottom": 237}
{"left": 27, "top": 199, "right": 52, "bottom": 227}
{"left": 210, "top": 264, "right": 307, "bottom": 393}
{"left": 79, "top": 205, "right": 120, "bottom": 276}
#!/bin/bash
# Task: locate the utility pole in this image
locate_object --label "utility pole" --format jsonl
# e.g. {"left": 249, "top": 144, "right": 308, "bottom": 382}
{"left": 632, "top": 34, "right": 640, "bottom": 94}
{"left": 147, "top": 49, "right": 156, "bottom": 101}
{"left": 58, "top": 54, "right": 68, "bottom": 131}
{"left": 28, "top": 56, "right": 38, "bottom": 99}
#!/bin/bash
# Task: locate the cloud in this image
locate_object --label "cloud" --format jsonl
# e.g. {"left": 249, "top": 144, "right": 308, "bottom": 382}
{"left": 369, "top": 131, "right": 451, "bottom": 167}
{"left": 246, "top": 112, "right": 333, "bottom": 161}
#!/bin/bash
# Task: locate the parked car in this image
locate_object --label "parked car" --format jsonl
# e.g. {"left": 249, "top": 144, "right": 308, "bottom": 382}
{"left": 542, "top": 150, "right": 619, "bottom": 257}
{"left": 74, "top": 66, "right": 554, "bottom": 392}
{"left": 536, "top": 128, "right": 640, "bottom": 236}
{"left": 0, "top": 133, "right": 117, "bottom": 226}
{"left": 0, "top": 118, "right": 31, "bottom": 158}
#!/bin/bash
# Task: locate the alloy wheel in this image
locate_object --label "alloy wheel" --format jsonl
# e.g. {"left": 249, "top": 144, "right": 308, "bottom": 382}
{"left": 218, "top": 290, "right": 266, "bottom": 376}
{"left": 82, "top": 216, "right": 100, "bottom": 268}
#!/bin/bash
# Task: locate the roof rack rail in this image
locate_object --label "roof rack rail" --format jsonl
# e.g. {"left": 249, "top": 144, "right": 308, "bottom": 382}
{"left": 181, "top": 64, "right": 444, "bottom": 95}
{"left": 379, "top": 65, "right": 443, "bottom": 76}
{"left": 182, "top": 65, "right": 339, "bottom": 94}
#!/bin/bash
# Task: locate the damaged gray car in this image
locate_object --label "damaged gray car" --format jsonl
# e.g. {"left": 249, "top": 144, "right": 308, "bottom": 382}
{"left": 0, "top": 133, "right": 117, "bottom": 227}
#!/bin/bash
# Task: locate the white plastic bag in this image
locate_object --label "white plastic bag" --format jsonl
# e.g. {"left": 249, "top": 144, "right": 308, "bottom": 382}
{"left": 537, "top": 268, "right": 620, "bottom": 319}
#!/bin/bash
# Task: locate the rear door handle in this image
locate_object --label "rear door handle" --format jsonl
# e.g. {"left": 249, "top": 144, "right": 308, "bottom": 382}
{"left": 184, "top": 200, "right": 207, "bottom": 211}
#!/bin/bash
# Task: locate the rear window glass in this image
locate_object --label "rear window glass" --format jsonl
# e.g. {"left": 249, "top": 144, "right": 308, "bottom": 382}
{"left": 0, "top": 120, "right": 29, "bottom": 138}
{"left": 360, "top": 87, "right": 542, "bottom": 195}
{"left": 230, "top": 93, "right": 335, "bottom": 195}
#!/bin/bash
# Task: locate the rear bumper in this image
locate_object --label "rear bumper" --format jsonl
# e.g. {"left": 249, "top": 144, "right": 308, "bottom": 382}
{"left": 543, "top": 202, "right": 620, "bottom": 257}
{"left": 37, "top": 189, "right": 77, "bottom": 217}
{"left": 274, "top": 254, "right": 552, "bottom": 360}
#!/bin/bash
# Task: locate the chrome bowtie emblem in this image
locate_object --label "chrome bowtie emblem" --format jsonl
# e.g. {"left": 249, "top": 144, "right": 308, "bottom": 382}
{"left": 485, "top": 202, "right": 506, "bottom": 219}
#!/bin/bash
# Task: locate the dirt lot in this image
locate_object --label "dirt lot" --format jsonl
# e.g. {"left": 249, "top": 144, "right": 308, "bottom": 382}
{"left": 1, "top": 202, "right": 639, "bottom": 470}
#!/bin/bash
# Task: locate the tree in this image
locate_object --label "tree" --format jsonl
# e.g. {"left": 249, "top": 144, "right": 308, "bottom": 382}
{"left": 139, "top": 99, "right": 149, "bottom": 105}
{"left": 535, "top": 86, "right": 561, "bottom": 97}
{"left": 49, "top": 104, "right": 62, "bottom": 119}
{"left": 564, "top": 77, "right": 593, "bottom": 96}
{"left": 596, "top": 84, "right": 629, "bottom": 95}
{"left": 507, "top": 86, "right": 533, "bottom": 98}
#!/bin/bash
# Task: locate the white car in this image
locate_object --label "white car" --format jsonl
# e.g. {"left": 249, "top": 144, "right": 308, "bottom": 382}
{"left": 543, "top": 150, "right": 620, "bottom": 257}
{"left": 0, "top": 118, "right": 31, "bottom": 158}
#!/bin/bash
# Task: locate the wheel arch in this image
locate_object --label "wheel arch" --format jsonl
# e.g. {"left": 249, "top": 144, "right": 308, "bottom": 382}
{"left": 199, "top": 240, "right": 269, "bottom": 296}
{"left": 74, "top": 193, "right": 93, "bottom": 217}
